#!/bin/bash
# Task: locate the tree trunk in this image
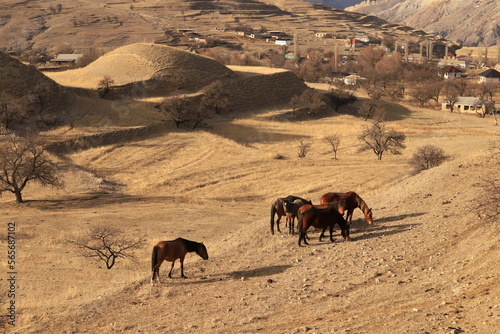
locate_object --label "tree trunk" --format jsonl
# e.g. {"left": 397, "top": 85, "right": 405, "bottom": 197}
{"left": 15, "top": 191, "right": 23, "bottom": 204}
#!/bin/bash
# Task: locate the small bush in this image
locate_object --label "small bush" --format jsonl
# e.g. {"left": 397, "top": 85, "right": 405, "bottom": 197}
{"left": 297, "top": 140, "right": 312, "bottom": 158}
{"left": 273, "top": 153, "right": 286, "bottom": 160}
{"left": 409, "top": 145, "right": 448, "bottom": 174}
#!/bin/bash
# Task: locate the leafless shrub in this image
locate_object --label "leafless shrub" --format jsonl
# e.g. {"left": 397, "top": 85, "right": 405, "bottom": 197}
{"left": 324, "top": 134, "right": 341, "bottom": 159}
{"left": 158, "top": 96, "right": 207, "bottom": 129}
{"left": 273, "top": 153, "right": 286, "bottom": 160}
{"left": 77, "top": 48, "right": 102, "bottom": 68}
{"left": 297, "top": 140, "right": 312, "bottom": 158}
{"left": 97, "top": 76, "right": 115, "bottom": 98}
{"left": 408, "top": 145, "right": 449, "bottom": 174}
{"left": 200, "top": 80, "right": 229, "bottom": 114}
{"left": 69, "top": 226, "right": 147, "bottom": 269}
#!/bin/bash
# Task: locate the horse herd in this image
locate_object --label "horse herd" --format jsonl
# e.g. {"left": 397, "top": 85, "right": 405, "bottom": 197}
{"left": 151, "top": 191, "right": 373, "bottom": 285}
{"left": 270, "top": 191, "right": 373, "bottom": 246}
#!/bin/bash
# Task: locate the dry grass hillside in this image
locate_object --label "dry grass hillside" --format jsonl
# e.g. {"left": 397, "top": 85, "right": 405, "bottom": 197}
{"left": 0, "top": 0, "right": 452, "bottom": 59}
{"left": 0, "top": 47, "right": 499, "bottom": 333}
{"left": 46, "top": 43, "right": 235, "bottom": 91}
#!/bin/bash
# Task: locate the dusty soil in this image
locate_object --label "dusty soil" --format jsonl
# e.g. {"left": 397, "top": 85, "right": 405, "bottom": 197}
{"left": 1, "top": 84, "right": 498, "bottom": 333}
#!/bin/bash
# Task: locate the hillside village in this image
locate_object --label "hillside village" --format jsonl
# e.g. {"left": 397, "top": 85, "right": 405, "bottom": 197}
{"left": 0, "top": 1, "right": 499, "bottom": 333}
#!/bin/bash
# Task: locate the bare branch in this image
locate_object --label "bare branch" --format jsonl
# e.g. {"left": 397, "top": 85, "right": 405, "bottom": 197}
{"left": 69, "top": 226, "right": 147, "bottom": 269}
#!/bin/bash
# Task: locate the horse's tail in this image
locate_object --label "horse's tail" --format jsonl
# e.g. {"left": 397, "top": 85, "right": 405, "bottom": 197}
{"left": 151, "top": 245, "right": 159, "bottom": 272}
{"left": 270, "top": 199, "right": 277, "bottom": 234}
{"left": 297, "top": 209, "right": 304, "bottom": 234}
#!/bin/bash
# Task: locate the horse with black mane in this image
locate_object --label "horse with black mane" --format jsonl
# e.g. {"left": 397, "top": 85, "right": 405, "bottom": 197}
{"left": 151, "top": 238, "right": 208, "bottom": 285}
{"left": 270, "top": 195, "right": 312, "bottom": 234}
{"left": 297, "top": 202, "right": 350, "bottom": 246}
{"left": 282, "top": 198, "right": 313, "bottom": 234}
{"left": 320, "top": 191, "right": 373, "bottom": 225}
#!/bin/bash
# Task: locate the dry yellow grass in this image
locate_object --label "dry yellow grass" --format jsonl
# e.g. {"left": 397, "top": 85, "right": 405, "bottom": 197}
{"left": 1, "top": 52, "right": 499, "bottom": 333}
{"left": 46, "top": 43, "right": 234, "bottom": 90}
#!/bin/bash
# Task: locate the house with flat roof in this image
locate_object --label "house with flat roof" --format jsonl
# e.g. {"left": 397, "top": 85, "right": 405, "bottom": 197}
{"left": 442, "top": 96, "right": 495, "bottom": 116}
{"left": 48, "top": 53, "right": 83, "bottom": 65}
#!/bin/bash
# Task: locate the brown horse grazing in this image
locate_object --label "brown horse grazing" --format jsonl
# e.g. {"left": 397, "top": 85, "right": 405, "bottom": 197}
{"left": 297, "top": 203, "right": 350, "bottom": 246}
{"left": 320, "top": 191, "right": 373, "bottom": 225}
{"left": 297, "top": 201, "right": 347, "bottom": 240}
{"left": 270, "top": 195, "right": 312, "bottom": 234}
{"left": 151, "top": 238, "right": 208, "bottom": 285}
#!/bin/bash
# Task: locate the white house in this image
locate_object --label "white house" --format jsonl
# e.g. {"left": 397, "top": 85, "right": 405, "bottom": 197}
{"left": 441, "top": 96, "right": 495, "bottom": 115}
{"left": 438, "top": 59, "right": 468, "bottom": 70}
{"left": 275, "top": 39, "right": 292, "bottom": 46}
{"left": 48, "top": 53, "right": 83, "bottom": 65}
{"left": 343, "top": 74, "right": 366, "bottom": 85}
{"left": 440, "top": 65, "right": 463, "bottom": 79}
{"left": 477, "top": 68, "right": 500, "bottom": 83}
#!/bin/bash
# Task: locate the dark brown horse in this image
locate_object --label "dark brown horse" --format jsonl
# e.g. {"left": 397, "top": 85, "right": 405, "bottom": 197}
{"left": 320, "top": 191, "right": 373, "bottom": 225}
{"left": 297, "top": 201, "right": 348, "bottom": 240}
{"left": 270, "top": 195, "right": 311, "bottom": 234}
{"left": 297, "top": 203, "right": 350, "bottom": 246}
{"left": 282, "top": 199, "right": 312, "bottom": 234}
{"left": 151, "top": 238, "right": 208, "bottom": 285}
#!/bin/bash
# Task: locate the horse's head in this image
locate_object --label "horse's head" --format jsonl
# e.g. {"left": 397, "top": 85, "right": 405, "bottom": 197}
{"left": 365, "top": 208, "right": 373, "bottom": 224}
{"left": 197, "top": 243, "right": 209, "bottom": 260}
{"left": 282, "top": 200, "right": 292, "bottom": 213}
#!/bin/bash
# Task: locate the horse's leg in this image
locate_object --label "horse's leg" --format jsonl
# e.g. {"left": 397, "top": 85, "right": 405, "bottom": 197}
{"left": 276, "top": 214, "right": 281, "bottom": 233}
{"left": 329, "top": 224, "right": 334, "bottom": 243}
{"left": 347, "top": 209, "right": 354, "bottom": 224}
{"left": 180, "top": 256, "right": 187, "bottom": 278}
{"left": 152, "top": 258, "right": 164, "bottom": 284}
{"left": 319, "top": 227, "right": 327, "bottom": 242}
{"left": 298, "top": 227, "right": 309, "bottom": 246}
{"left": 270, "top": 203, "right": 276, "bottom": 235}
{"left": 299, "top": 225, "right": 310, "bottom": 246}
{"left": 168, "top": 260, "right": 176, "bottom": 278}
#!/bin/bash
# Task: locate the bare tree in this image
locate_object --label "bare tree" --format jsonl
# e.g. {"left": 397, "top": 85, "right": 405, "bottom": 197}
{"left": 443, "top": 85, "right": 460, "bottom": 113}
{"left": 478, "top": 82, "right": 500, "bottom": 101}
{"left": 77, "top": 48, "right": 101, "bottom": 68}
{"left": 408, "top": 145, "right": 448, "bottom": 174}
{"left": 297, "top": 140, "right": 312, "bottom": 158}
{"left": 0, "top": 133, "right": 60, "bottom": 203}
{"left": 324, "top": 134, "right": 341, "bottom": 159}
{"left": 358, "top": 120, "right": 406, "bottom": 160}
{"left": 358, "top": 99, "right": 382, "bottom": 121}
{"left": 159, "top": 96, "right": 206, "bottom": 129}
{"left": 0, "top": 93, "right": 30, "bottom": 130}
{"left": 411, "top": 83, "right": 432, "bottom": 108}
{"left": 200, "top": 80, "right": 229, "bottom": 114}
{"left": 325, "top": 88, "right": 357, "bottom": 112}
{"left": 69, "top": 226, "right": 146, "bottom": 269}
{"left": 490, "top": 108, "right": 498, "bottom": 126}
{"left": 289, "top": 94, "right": 301, "bottom": 117}
{"left": 97, "top": 76, "right": 115, "bottom": 98}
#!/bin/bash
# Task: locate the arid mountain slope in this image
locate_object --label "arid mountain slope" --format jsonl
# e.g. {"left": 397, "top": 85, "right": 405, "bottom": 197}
{"left": 4, "top": 108, "right": 499, "bottom": 333}
{"left": 346, "top": 0, "right": 500, "bottom": 46}
{"left": 0, "top": 0, "right": 451, "bottom": 57}
{"left": 306, "top": 0, "right": 364, "bottom": 9}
